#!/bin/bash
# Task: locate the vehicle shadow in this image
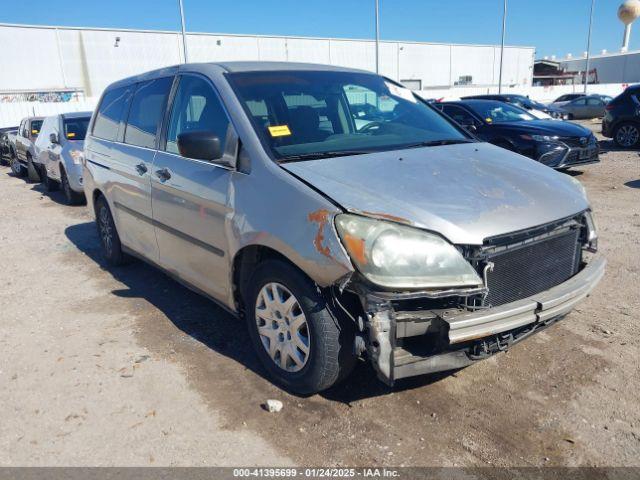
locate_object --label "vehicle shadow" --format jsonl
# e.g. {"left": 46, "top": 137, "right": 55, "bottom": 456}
{"left": 625, "top": 179, "right": 640, "bottom": 189}
{"left": 64, "top": 221, "right": 454, "bottom": 402}
{"left": 598, "top": 139, "right": 639, "bottom": 154}
{"left": 29, "top": 182, "right": 87, "bottom": 207}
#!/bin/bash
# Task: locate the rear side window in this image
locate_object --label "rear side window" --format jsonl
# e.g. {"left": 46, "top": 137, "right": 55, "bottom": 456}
{"left": 124, "top": 77, "right": 173, "bottom": 149}
{"left": 92, "top": 86, "right": 133, "bottom": 141}
{"left": 165, "top": 75, "right": 230, "bottom": 155}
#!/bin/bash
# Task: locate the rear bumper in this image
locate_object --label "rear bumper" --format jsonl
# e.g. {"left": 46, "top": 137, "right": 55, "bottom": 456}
{"left": 365, "top": 255, "right": 606, "bottom": 384}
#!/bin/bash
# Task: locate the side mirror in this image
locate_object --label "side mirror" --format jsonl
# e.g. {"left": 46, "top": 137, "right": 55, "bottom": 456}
{"left": 463, "top": 123, "right": 477, "bottom": 133}
{"left": 50, "top": 133, "right": 59, "bottom": 144}
{"left": 177, "top": 131, "right": 222, "bottom": 162}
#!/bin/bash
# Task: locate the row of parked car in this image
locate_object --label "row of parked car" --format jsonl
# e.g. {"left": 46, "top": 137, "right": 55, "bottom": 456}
{"left": 0, "top": 63, "right": 611, "bottom": 395}
{"left": 0, "top": 112, "right": 91, "bottom": 204}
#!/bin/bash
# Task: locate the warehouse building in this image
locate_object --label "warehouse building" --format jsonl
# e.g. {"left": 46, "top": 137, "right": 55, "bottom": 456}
{"left": 560, "top": 49, "right": 640, "bottom": 84}
{"left": 0, "top": 23, "right": 535, "bottom": 101}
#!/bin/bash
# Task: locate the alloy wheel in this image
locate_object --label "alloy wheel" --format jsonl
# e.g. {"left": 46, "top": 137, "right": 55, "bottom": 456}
{"left": 255, "top": 282, "right": 310, "bottom": 372}
{"left": 98, "top": 206, "right": 113, "bottom": 255}
{"left": 616, "top": 125, "right": 639, "bottom": 147}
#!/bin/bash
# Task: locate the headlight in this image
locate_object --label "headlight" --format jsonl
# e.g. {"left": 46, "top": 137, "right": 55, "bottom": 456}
{"left": 584, "top": 210, "right": 598, "bottom": 244}
{"left": 521, "top": 134, "right": 560, "bottom": 142}
{"left": 335, "top": 214, "right": 482, "bottom": 289}
{"left": 69, "top": 149, "right": 83, "bottom": 165}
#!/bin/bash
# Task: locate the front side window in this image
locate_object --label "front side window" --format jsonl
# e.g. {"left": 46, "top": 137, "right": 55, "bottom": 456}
{"left": 92, "top": 86, "right": 133, "bottom": 141}
{"left": 165, "top": 75, "right": 230, "bottom": 155}
{"left": 227, "top": 70, "right": 468, "bottom": 161}
{"left": 441, "top": 105, "right": 477, "bottom": 126}
{"left": 124, "top": 77, "right": 173, "bottom": 149}
{"left": 586, "top": 97, "right": 603, "bottom": 106}
{"left": 64, "top": 117, "right": 91, "bottom": 141}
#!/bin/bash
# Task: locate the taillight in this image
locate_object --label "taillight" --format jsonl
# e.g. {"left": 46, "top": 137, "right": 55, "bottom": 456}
{"left": 605, "top": 104, "right": 614, "bottom": 111}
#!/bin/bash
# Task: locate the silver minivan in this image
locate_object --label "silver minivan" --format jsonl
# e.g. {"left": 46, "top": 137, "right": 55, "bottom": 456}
{"left": 84, "top": 62, "right": 605, "bottom": 394}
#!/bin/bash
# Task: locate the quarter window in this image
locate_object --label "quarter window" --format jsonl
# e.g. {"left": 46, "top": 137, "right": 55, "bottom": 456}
{"left": 124, "top": 77, "right": 173, "bottom": 149}
{"left": 165, "top": 75, "right": 230, "bottom": 156}
{"left": 92, "top": 86, "right": 133, "bottom": 141}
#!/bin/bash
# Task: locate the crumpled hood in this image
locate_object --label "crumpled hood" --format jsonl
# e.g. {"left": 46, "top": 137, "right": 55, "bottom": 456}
{"left": 283, "top": 142, "right": 589, "bottom": 245}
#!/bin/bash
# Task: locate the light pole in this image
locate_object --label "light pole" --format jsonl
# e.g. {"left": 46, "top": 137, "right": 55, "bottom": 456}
{"left": 498, "top": 0, "right": 507, "bottom": 93}
{"left": 178, "top": 0, "right": 188, "bottom": 63}
{"left": 375, "top": 0, "right": 380, "bottom": 74}
{"left": 584, "top": 0, "right": 596, "bottom": 93}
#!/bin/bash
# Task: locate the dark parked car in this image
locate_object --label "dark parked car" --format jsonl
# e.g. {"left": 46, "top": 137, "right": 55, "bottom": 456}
{"left": 463, "top": 94, "right": 569, "bottom": 120}
{"left": 0, "top": 126, "right": 18, "bottom": 165}
{"left": 436, "top": 100, "right": 599, "bottom": 169}
{"left": 602, "top": 85, "right": 640, "bottom": 148}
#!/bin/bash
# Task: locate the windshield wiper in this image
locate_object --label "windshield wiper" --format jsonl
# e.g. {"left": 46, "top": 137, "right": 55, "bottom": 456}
{"left": 402, "top": 139, "right": 475, "bottom": 149}
{"left": 278, "top": 150, "right": 372, "bottom": 163}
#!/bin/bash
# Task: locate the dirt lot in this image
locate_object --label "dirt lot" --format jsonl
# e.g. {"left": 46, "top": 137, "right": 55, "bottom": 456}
{"left": 0, "top": 123, "right": 639, "bottom": 467}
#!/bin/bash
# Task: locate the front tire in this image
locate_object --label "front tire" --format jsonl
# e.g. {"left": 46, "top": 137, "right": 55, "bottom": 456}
{"left": 26, "top": 155, "right": 40, "bottom": 183}
{"left": 42, "top": 168, "right": 59, "bottom": 192}
{"left": 245, "top": 259, "right": 356, "bottom": 394}
{"left": 61, "top": 169, "right": 84, "bottom": 205}
{"left": 614, "top": 122, "right": 640, "bottom": 148}
{"left": 95, "top": 196, "right": 128, "bottom": 266}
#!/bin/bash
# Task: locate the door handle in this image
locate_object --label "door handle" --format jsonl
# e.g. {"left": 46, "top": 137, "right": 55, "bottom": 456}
{"left": 135, "top": 162, "right": 148, "bottom": 175}
{"left": 155, "top": 168, "right": 171, "bottom": 182}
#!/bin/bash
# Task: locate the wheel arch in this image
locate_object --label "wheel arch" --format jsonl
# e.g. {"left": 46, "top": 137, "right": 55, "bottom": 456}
{"left": 231, "top": 244, "right": 319, "bottom": 316}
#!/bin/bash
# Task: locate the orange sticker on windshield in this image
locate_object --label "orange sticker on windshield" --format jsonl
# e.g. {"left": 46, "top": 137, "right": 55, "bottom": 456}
{"left": 268, "top": 125, "right": 292, "bottom": 137}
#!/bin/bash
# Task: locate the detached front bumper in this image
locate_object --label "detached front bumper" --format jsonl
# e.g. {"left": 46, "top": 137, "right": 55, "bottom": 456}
{"left": 362, "top": 255, "right": 606, "bottom": 384}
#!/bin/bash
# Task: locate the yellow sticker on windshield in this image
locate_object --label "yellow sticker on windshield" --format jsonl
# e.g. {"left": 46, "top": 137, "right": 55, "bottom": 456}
{"left": 268, "top": 125, "right": 292, "bottom": 137}
{"left": 67, "top": 132, "right": 76, "bottom": 138}
{"left": 485, "top": 117, "right": 493, "bottom": 123}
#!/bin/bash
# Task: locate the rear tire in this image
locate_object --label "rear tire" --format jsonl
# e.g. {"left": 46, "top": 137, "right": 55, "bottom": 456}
{"left": 26, "top": 155, "right": 40, "bottom": 183}
{"left": 245, "top": 259, "right": 356, "bottom": 395}
{"left": 61, "top": 169, "right": 84, "bottom": 205}
{"left": 614, "top": 122, "right": 640, "bottom": 148}
{"left": 95, "top": 196, "right": 128, "bottom": 266}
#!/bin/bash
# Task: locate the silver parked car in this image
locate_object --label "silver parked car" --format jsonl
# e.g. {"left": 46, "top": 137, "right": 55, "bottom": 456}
{"left": 551, "top": 95, "right": 609, "bottom": 120}
{"left": 34, "top": 112, "right": 91, "bottom": 204}
{"left": 12, "top": 116, "right": 44, "bottom": 181}
{"left": 84, "top": 62, "right": 605, "bottom": 394}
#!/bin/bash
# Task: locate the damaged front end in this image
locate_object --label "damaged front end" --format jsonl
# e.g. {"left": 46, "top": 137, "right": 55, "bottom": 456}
{"left": 330, "top": 211, "right": 605, "bottom": 385}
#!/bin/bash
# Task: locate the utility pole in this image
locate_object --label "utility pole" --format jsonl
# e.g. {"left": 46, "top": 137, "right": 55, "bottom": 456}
{"left": 498, "top": 0, "right": 507, "bottom": 93}
{"left": 178, "top": 0, "right": 188, "bottom": 63}
{"left": 584, "top": 0, "right": 596, "bottom": 93}
{"left": 375, "top": 0, "right": 380, "bottom": 74}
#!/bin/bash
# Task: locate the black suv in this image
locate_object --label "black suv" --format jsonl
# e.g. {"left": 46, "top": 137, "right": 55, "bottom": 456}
{"left": 602, "top": 85, "right": 640, "bottom": 148}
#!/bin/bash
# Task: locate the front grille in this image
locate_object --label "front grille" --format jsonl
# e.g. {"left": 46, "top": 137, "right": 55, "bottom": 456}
{"left": 484, "top": 228, "right": 582, "bottom": 307}
{"left": 559, "top": 135, "right": 596, "bottom": 148}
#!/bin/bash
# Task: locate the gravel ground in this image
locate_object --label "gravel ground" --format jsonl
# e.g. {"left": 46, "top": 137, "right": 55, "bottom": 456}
{"left": 0, "top": 122, "right": 638, "bottom": 467}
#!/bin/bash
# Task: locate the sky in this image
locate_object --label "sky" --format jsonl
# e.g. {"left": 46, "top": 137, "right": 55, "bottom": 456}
{"left": 0, "top": 0, "right": 632, "bottom": 59}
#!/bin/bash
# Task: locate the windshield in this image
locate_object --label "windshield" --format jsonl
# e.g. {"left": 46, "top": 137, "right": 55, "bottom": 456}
{"left": 227, "top": 70, "right": 468, "bottom": 160}
{"left": 466, "top": 101, "right": 535, "bottom": 123}
{"left": 64, "top": 117, "right": 90, "bottom": 141}
{"left": 30, "top": 120, "right": 43, "bottom": 135}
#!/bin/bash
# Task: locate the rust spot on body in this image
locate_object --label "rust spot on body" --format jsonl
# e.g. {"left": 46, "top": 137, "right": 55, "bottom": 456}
{"left": 308, "top": 209, "right": 332, "bottom": 258}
